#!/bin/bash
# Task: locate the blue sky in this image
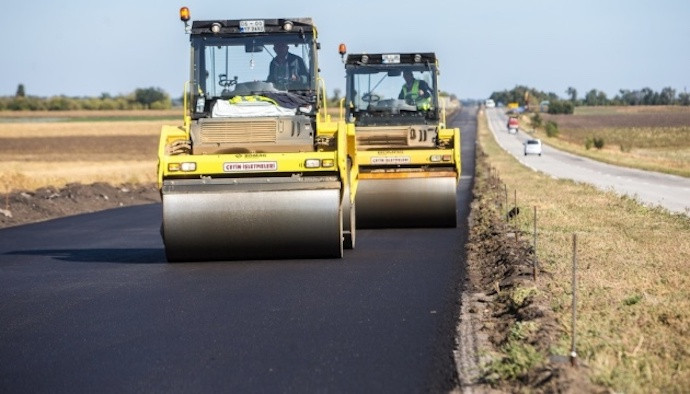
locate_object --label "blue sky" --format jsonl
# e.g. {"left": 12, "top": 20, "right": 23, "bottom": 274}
{"left": 2, "top": 0, "right": 689, "bottom": 100}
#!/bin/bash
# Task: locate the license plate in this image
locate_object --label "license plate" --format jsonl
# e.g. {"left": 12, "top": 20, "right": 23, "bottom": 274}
{"left": 382, "top": 54, "right": 400, "bottom": 64}
{"left": 240, "top": 20, "right": 265, "bottom": 33}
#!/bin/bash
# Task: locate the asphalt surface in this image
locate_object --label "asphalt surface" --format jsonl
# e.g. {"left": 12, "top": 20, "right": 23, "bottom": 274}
{"left": 0, "top": 108, "right": 476, "bottom": 393}
{"left": 486, "top": 108, "right": 690, "bottom": 215}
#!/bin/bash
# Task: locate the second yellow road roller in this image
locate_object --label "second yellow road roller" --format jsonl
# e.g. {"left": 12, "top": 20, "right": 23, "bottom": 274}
{"left": 340, "top": 48, "right": 461, "bottom": 228}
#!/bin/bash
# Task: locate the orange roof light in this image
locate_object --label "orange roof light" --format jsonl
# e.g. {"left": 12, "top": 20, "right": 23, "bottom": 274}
{"left": 338, "top": 43, "right": 347, "bottom": 56}
{"left": 179, "top": 7, "right": 190, "bottom": 22}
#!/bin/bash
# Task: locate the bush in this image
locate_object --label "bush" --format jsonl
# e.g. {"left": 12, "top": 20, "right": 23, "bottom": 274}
{"left": 545, "top": 120, "right": 559, "bottom": 137}
{"left": 150, "top": 99, "right": 172, "bottom": 110}
{"left": 593, "top": 137, "right": 605, "bottom": 149}
{"left": 547, "top": 100, "right": 574, "bottom": 114}
{"left": 531, "top": 113, "right": 542, "bottom": 128}
{"left": 585, "top": 137, "right": 593, "bottom": 150}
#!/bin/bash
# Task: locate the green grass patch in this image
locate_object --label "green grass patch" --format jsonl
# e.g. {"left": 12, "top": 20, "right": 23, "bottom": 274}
{"left": 483, "top": 321, "right": 544, "bottom": 382}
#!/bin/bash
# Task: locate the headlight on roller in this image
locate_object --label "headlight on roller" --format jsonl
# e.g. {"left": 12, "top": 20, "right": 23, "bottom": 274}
{"left": 304, "top": 159, "right": 321, "bottom": 168}
{"left": 430, "top": 155, "right": 441, "bottom": 162}
{"left": 168, "top": 162, "right": 197, "bottom": 172}
{"left": 321, "top": 159, "right": 334, "bottom": 168}
{"left": 180, "top": 162, "right": 197, "bottom": 171}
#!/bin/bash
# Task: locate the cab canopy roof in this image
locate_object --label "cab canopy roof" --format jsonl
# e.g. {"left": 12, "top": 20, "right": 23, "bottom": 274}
{"left": 345, "top": 53, "right": 436, "bottom": 66}
{"left": 190, "top": 17, "right": 315, "bottom": 35}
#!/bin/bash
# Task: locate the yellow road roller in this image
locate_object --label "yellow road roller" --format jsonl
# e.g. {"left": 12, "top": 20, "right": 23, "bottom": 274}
{"left": 339, "top": 49, "right": 461, "bottom": 228}
{"left": 157, "top": 8, "right": 357, "bottom": 261}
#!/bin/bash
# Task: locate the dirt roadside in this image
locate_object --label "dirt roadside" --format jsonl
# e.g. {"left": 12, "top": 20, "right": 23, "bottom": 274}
{"left": 453, "top": 148, "right": 605, "bottom": 393}
{"left": 0, "top": 182, "right": 160, "bottom": 229}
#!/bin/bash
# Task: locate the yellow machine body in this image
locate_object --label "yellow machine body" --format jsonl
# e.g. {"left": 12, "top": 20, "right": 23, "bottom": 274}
{"left": 343, "top": 52, "right": 460, "bottom": 228}
{"left": 157, "top": 15, "right": 356, "bottom": 261}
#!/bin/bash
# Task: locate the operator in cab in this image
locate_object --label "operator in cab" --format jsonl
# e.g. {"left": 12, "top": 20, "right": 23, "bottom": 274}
{"left": 267, "top": 42, "right": 309, "bottom": 89}
{"left": 398, "top": 70, "right": 432, "bottom": 110}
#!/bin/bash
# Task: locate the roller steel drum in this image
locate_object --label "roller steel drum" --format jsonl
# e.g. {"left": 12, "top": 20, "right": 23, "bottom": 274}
{"left": 162, "top": 178, "right": 343, "bottom": 261}
{"left": 355, "top": 176, "right": 457, "bottom": 228}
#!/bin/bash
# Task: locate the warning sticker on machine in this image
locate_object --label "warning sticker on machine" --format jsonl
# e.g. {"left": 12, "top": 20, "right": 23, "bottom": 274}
{"left": 223, "top": 161, "right": 277, "bottom": 172}
{"left": 370, "top": 156, "right": 411, "bottom": 165}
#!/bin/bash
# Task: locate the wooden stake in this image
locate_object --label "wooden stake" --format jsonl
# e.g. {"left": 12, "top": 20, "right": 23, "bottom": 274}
{"left": 570, "top": 233, "right": 578, "bottom": 367}
{"left": 533, "top": 206, "right": 537, "bottom": 281}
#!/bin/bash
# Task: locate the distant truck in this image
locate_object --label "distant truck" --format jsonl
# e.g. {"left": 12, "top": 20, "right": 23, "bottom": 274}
{"left": 507, "top": 116, "right": 519, "bottom": 134}
{"left": 485, "top": 99, "right": 495, "bottom": 108}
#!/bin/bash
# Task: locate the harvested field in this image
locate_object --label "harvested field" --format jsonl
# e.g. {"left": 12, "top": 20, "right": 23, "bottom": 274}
{"left": 529, "top": 106, "right": 690, "bottom": 177}
{"left": 0, "top": 115, "right": 166, "bottom": 192}
{"left": 546, "top": 113, "right": 690, "bottom": 130}
{"left": 0, "top": 109, "right": 179, "bottom": 120}
{"left": 0, "top": 136, "right": 158, "bottom": 160}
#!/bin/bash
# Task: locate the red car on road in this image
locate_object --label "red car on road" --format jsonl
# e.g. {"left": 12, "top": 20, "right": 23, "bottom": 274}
{"left": 507, "top": 117, "right": 519, "bottom": 134}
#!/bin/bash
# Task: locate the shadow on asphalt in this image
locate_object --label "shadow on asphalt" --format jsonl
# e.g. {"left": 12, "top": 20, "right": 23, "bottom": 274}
{"left": 5, "top": 248, "right": 166, "bottom": 263}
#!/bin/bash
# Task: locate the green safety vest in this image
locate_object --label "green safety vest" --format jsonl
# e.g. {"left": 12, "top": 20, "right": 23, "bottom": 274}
{"left": 402, "top": 80, "right": 431, "bottom": 110}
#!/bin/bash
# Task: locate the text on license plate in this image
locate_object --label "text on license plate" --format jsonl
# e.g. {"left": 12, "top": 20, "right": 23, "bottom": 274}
{"left": 370, "top": 156, "right": 410, "bottom": 165}
{"left": 223, "top": 161, "right": 277, "bottom": 172}
{"left": 239, "top": 20, "right": 265, "bottom": 33}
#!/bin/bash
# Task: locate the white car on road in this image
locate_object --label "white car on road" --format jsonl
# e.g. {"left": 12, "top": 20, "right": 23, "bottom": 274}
{"left": 524, "top": 139, "right": 542, "bottom": 156}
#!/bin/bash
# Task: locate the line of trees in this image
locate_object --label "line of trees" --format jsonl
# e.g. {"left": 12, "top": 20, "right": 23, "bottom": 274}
{"left": 0, "top": 84, "right": 172, "bottom": 111}
{"left": 581, "top": 87, "right": 690, "bottom": 106}
{"left": 489, "top": 85, "right": 690, "bottom": 114}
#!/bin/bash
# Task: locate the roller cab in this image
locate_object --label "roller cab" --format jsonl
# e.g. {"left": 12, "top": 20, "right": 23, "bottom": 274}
{"left": 157, "top": 12, "right": 355, "bottom": 261}
{"left": 342, "top": 51, "right": 461, "bottom": 228}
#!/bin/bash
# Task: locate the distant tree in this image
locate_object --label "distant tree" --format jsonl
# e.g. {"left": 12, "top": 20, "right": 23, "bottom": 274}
{"left": 566, "top": 86, "right": 578, "bottom": 103}
{"left": 16, "top": 84, "right": 25, "bottom": 98}
{"left": 679, "top": 92, "right": 690, "bottom": 106}
{"left": 489, "top": 85, "right": 554, "bottom": 108}
{"left": 623, "top": 89, "right": 643, "bottom": 105}
{"left": 584, "top": 89, "right": 598, "bottom": 106}
{"left": 659, "top": 87, "right": 676, "bottom": 105}
{"left": 47, "top": 95, "right": 79, "bottom": 111}
{"left": 134, "top": 87, "right": 169, "bottom": 109}
{"left": 328, "top": 88, "right": 342, "bottom": 106}
{"left": 640, "top": 87, "right": 655, "bottom": 105}
{"left": 546, "top": 92, "right": 560, "bottom": 102}
{"left": 584, "top": 89, "right": 608, "bottom": 106}
{"left": 596, "top": 91, "right": 608, "bottom": 105}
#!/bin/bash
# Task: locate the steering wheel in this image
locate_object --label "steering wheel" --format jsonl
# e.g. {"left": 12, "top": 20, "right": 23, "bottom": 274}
{"left": 219, "top": 74, "right": 238, "bottom": 88}
{"left": 361, "top": 93, "right": 381, "bottom": 103}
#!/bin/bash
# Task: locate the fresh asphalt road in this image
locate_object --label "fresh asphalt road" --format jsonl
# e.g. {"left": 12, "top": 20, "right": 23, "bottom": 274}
{"left": 0, "top": 108, "right": 476, "bottom": 393}
{"left": 486, "top": 108, "right": 690, "bottom": 215}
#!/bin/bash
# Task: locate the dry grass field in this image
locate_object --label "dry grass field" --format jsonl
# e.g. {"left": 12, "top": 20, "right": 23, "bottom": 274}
{"left": 478, "top": 109, "right": 690, "bottom": 392}
{"left": 527, "top": 106, "right": 690, "bottom": 177}
{"left": 0, "top": 111, "right": 177, "bottom": 192}
{"left": 0, "top": 109, "right": 179, "bottom": 120}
